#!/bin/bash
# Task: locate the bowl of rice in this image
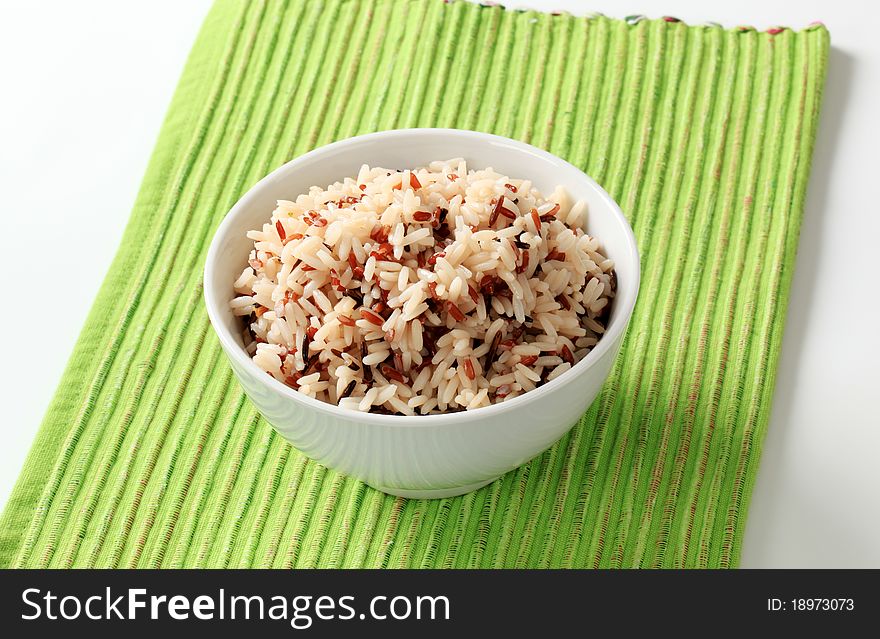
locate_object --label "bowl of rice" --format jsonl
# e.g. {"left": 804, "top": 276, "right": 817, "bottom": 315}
{"left": 205, "top": 129, "right": 639, "bottom": 498}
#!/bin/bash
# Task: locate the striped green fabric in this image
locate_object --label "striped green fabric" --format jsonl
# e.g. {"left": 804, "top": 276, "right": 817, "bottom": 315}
{"left": 0, "top": 0, "right": 828, "bottom": 568}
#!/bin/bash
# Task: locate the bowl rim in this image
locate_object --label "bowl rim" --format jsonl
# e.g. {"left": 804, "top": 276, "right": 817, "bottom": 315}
{"left": 204, "top": 128, "right": 640, "bottom": 427}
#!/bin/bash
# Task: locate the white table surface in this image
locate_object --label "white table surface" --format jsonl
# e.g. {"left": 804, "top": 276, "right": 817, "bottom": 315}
{"left": 1, "top": 0, "right": 877, "bottom": 568}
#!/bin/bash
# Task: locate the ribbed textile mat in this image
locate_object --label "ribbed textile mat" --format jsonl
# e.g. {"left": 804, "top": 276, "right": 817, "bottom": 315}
{"left": 0, "top": 0, "right": 829, "bottom": 568}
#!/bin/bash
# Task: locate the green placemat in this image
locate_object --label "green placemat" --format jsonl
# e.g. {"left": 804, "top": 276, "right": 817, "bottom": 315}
{"left": 0, "top": 0, "right": 828, "bottom": 568}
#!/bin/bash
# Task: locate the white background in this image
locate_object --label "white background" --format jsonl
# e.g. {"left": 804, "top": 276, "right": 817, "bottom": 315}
{"left": 1, "top": 0, "right": 877, "bottom": 568}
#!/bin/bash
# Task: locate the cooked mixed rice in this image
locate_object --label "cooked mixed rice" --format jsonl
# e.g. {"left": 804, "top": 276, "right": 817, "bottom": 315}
{"left": 230, "top": 159, "right": 615, "bottom": 415}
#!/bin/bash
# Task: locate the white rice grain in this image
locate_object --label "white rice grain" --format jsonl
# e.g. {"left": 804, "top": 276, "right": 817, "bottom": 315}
{"left": 232, "top": 160, "right": 615, "bottom": 414}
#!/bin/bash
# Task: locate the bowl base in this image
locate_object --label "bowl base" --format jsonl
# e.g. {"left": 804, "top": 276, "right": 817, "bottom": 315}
{"left": 371, "top": 478, "right": 497, "bottom": 499}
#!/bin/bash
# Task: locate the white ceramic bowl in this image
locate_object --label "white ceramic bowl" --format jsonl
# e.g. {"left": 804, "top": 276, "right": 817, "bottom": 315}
{"left": 204, "top": 129, "right": 639, "bottom": 498}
